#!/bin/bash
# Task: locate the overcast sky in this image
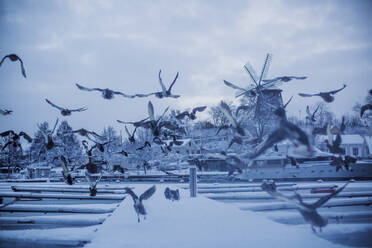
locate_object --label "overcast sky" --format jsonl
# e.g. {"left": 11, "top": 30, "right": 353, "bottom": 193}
{"left": 1, "top": 0, "right": 371, "bottom": 137}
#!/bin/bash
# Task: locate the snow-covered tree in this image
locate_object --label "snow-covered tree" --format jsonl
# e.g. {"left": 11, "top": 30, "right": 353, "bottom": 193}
{"left": 55, "top": 120, "right": 83, "bottom": 164}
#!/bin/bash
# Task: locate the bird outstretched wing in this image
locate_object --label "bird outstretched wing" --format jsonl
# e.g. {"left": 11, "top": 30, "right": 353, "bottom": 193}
{"left": 140, "top": 185, "right": 156, "bottom": 201}
{"left": 192, "top": 106, "right": 207, "bottom": 114}
{"left": 45, "top": 99, "right": 63, "bottom": 111}
{"left": 158, "top": 70, "right": 167, "bottom": 94}
{"left": 148, "top": 101, "right": 155, "bottom": 121}
{"left": 328, "top": 84, "right": 346, "bottom": 95}
{"left": 125, "top": 187, "right": 139, "bottom": 201}
{"left": 167, "top": 72, "right": 179, "bottom": 92}
{"left": 298, "top": 93, "right": 318, "bottom": 97}
{"left": 311, "top": 182, "right": 348, "bottom": 209}
{"left": 76, "top": 83, "right": 103, "bottom": 92}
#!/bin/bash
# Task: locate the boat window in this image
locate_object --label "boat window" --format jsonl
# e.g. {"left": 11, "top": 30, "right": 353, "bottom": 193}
{"left": 267, "top": 159, "right": 280, "bottom": 165}
{"left": 320, "top": 170, "right": 324, "bottom": 173}
{"left": 352, "top": 147, "right": 359, "bottom": 156}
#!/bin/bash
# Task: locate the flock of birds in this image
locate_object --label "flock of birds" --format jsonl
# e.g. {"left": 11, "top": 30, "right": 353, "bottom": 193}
{"left": 1, "top": 53, "right": 372, "bottom": 227}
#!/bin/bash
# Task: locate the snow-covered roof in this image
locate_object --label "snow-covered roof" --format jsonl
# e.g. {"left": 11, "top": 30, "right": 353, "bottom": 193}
{"left": 316, "top": 135, "right": 365, "bottom": 145}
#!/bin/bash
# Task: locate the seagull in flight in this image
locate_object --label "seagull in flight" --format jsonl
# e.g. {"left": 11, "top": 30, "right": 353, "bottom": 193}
{"left": 0, "top": 54, "right": 27, "bottom": 78}
{"left": 76, "top": 83, "right": 136, "bottom": 100}
{"left": 299, "top": 84, "right": 346, "bottom": 103}
{"left": 45, "top": 99, "right": 87, "bottom": 116}
{"left": 125, "top": 185, "right": 156, "bottom": 223}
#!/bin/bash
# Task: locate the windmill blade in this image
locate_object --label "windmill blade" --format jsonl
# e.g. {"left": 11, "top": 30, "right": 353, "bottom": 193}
{"left": 258, "top": 53, "right": 272, "bottom": 86}
{"left": 243, "top": 63, "right": 258, "bottom": 86}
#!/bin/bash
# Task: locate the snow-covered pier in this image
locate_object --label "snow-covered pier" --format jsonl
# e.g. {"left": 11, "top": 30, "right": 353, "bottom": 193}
{"left": 1, "top": 181, "right": 372, "bottom": 247}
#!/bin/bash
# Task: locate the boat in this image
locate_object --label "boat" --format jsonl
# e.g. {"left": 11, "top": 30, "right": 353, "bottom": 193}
{"left": 238, "top": 155, "right": 372, "bottom": 181}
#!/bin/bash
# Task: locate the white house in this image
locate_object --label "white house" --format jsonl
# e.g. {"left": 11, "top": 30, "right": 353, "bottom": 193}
{"left": 316, "top": 134, "right": 369, "bottom": 158}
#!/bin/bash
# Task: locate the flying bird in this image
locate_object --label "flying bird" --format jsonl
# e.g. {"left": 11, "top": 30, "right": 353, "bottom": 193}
{"left": 0, "top": 54, "right": 27, "bottom": 78}
{"left": 38, "top": 118, "right": 59, "bottom": 152}
{"left": 249, "top": 109, "right": 312, "bottom": 159}
{"left": 175, "top": 106, "right": 207, "bottom": 120}
{"left": 60, "top": 155, "right": 74, "bottom": 185}
{"left": 153, "top": 70, "right": 180, "bottom": 98}
{"left": 305, "top": 104, "right": 320, "bottom": 123}
{"left": 298, "top": 84, "right": 346, "bottom": 103}
{"left": 139, "top": 101, "right": 170, "bottom": 137}
{"left": 76, "top": 83, "right": 135, "bottom": 100}
{"left": 136, "top": 141, "right": 151, "bottom": 150}
{"left": 114, "top": 149, "right": 130, "bottom": 157}
{"left": 227, "top": 136, "right": 243, "bottom": 149}
{"left": 261, "top": 180, "right": 348, "bottom": 232}
{"left": 0, "top": 109, "right": 12, "bottom": 115}
{"left": 360, "top": 104, "right": 372, "bottom": 118}
{"left": 125, "top": 126, "right": 137, "bottom": 143}
{"left": 70, "top": 128, "right": 103, "bottom": 140}
{"left": 218, "top": 100, "right": 245, "bottom": 136}
{"left": 45, "top": 99, "right": 87, "bottom": 116}
{"left": 1, "top": 130, "right": 32, "bottom": 152}
{"left": 262, "top": 76, "right": 307, "bottom": 84}
{"left": 125, "top": 185, "right": 156, "bottom": 223}
{"left": 117, "top": 117, "right": 149, "bottom": 128}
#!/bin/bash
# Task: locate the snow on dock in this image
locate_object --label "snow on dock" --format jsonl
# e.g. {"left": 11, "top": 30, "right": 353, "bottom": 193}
{"left": 86, "top": 184, "right": 346, "bottom": 248}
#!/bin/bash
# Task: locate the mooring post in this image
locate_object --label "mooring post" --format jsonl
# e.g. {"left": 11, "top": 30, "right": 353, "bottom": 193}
{"left": 190, "top": 167, "right": 197, "bottom": 197}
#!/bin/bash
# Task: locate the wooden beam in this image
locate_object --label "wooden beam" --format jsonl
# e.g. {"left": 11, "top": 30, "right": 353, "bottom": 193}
{"left": 0, "top": 214, "right": 108, "bottom": 226}
{"left": 0, "top": 204, "right": 117, "bottom": 213}
{"left": 11, "top": 186, "right": 126, "bottom": 194}
{"left": 0, "top": 192, "right": 125, "bottom": 200}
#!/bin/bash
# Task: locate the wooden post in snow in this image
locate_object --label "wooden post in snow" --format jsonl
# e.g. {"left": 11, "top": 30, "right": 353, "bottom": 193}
{"left": 190, "top": 167, "right": 197, "bottom": 197}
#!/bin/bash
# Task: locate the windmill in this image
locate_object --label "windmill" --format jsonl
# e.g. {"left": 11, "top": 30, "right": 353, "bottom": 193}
{"left": 223, "top": 54, "right": 285, "bottom": 140}
{"left": 224, "top": 53, "right": 284, "bottom": 118}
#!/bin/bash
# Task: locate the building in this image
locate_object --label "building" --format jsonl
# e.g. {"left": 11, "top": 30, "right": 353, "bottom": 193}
{"left": 316, "top": 134, "right": 369, "bottom": 158}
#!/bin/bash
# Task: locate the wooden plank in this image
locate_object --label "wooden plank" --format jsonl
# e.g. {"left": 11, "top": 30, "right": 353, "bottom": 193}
{"left": 239, "top": 197, "right": 372, "bottom": 211}
{"left": 0, "top": 204, "right": 118, "bottom": 213}
{"left": 11, "top": 186, "right": 126, "bottom": 194}
{"left": 0, "top": 214, "right": 108, "bottom": 226}
{"left": 0, "top": 192, "right": 126, "bottom": 200}
{"left": 206, "top": 191, "right": 372, "bottom": 200}
{"left": 264, "top": 211, "right": 372, "bottom": 225}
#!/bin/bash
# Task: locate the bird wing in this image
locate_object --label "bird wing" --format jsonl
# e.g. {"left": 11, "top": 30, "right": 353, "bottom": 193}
{"left": 125, "top": 126, "right": 131, "bottom": 137}
{"left": 51, "top": 118, "right": 59, "bottom": 134}
{"left": 283, "top": 96, "right": 293, "bottom": 109}
{"left": 176, "top": 111, "right": 189, "bottom": 120}
{"left": 0, "top": 109, "right": 6, "bottom": 115}
{"left": 219, "top": 101, "right": 238, "bottom": 128}
{"left": 45, "top": 99, "right": 63, "bottom": 111}
{"left": 157, "top": 106, "right": 170, "bottom": 123}
{"left": 360, "top": 104, "right": 372, "bottom": 117}
{"left": 17, "top": 57, "right": 27, "bottom": 78}
{"left": 140, "top": 185, "right": 156, "bottom": 201}
{"left": 298, "top": 93, "right": 318, "bottom": 97}
{"left": 148, "top": 101, "right": 155, "bottom": 121}
{"left": 76, "top": 83, "right": 102, "bottom": 92}
{"left": 167, "top": 72, "right": 179, "bottom": 92}
{"left": 292, "top": 76, "right": 307, "bottom": 80}
{"left": 250, "top": 129, "right": 287, "bottom": 159}
{"left": 158, "top": 70, "right": 167, "bottom": 94}
{"left": 113, "top": 90, "right": 136, "bottom": 98}
{"left": 223, "top": 80, "right": 246, "bottom": 91}
{"left": 328, "top": 84, "right": 346, "bottom": 95}
{"left": 216, "top": 125, "right": 229, "bottom": 135}
{"left": 70, "top": 107, "right": 88, "bottom": 112}
{"left": 60, "top": 156, "right": 69, "bottom": 173}
{"left": 192, "top": 106, "right": 207, "bottom": 114}
{"left": 0, "top": 130, "right": 15, "bottom": 137}
{"left": 2, "top": 141, "right": 12, "bottom": 150}
{"left": 0, "top": 55, "right": 8, "bottom": 66}
{"left": 134, "top": 92, "right": 155, "bottom": 97}
{"left": 19, "top": 132, "right": 32, "bottom": 143}
{"left": 311, "top": 182, "right": 349, "bottom": 209}
{"left": 261, "top": 78, "right": 278, "bottom": 83}
{"left": 313, "top": 104, "right": 320, "bottom": 117}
